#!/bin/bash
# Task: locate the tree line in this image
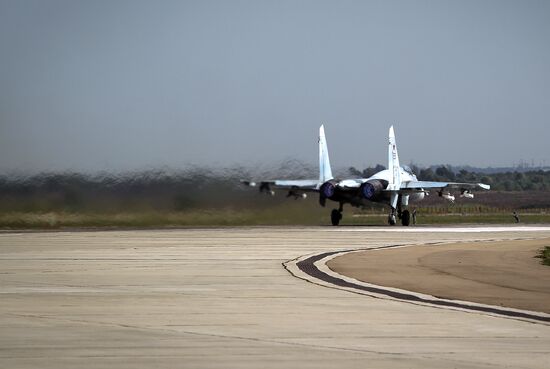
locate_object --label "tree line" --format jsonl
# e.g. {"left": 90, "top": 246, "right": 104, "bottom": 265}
{"left": 0, "top": 164, "right": 548, "bottom": 213}
{"left": 348, "top": 165, "right": 550, "bottom": 191}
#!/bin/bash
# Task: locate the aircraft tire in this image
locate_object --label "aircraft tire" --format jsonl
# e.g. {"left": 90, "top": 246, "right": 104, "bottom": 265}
{"left": 331, "top": 209, "right": 342, "bottom": 226}
{"left": 401, "top": 210, "right": 411, "bottom": 226}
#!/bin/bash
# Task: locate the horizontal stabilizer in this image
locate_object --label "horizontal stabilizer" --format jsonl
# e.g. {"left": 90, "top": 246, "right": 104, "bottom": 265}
{"left": 274, "top": 179, "right": 320, "bottom": 188}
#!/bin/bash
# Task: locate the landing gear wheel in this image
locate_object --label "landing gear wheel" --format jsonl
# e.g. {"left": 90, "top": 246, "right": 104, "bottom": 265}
{"left": 388, "top": 214, "right": 397, "bottom": 226}
{"left": 331, "top": 209, "right": 342, "bottom": 226}
{"left": 401, "top": 210, "right": 411, "bottom": 226}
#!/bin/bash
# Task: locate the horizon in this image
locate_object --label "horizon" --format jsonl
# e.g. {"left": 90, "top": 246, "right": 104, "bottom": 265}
{"left": 0, "top": 159, "right": 548, "bottom": 178}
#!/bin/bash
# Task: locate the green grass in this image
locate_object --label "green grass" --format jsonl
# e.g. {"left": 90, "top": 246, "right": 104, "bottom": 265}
{"left": 0, "top": 202, "right": 328, "bottom": 229}
{"left": 0, "top": 207, "right": 549, "bottom": 229}
{"left": 536, "top": 246, "right": 550, "bottom": 266}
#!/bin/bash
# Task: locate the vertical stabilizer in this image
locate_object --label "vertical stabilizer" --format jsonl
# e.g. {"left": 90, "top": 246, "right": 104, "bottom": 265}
{"left": 319, "top": 125, "right": 334, "bottom": 183}
{"left": 387, "top": 125, "right": 401, "bottom": 190}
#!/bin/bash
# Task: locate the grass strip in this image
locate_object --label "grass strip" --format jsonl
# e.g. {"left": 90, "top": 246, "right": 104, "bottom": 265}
{"left": 0, "top": 210, "right": 549, "bottom": 229}
{"left": 536, "top": 246, "right": 550, "bottom": 266}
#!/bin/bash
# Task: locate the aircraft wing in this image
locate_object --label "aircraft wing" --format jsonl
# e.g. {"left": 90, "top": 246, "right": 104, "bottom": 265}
{"left": 241, "top": 179, "right": 320, "bottom": 193}
{"left": 400, "top": 181, "right": 490, "bottom": 191}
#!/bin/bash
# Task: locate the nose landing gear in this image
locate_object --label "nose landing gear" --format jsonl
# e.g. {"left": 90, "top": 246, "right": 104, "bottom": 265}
{"left": 388, "top": 213, "right": 397, "bottom": 225}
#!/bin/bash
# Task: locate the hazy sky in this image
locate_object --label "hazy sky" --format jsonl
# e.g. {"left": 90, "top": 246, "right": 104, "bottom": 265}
{"left": 1, "top": 0, "right": 549, "bottom": 172}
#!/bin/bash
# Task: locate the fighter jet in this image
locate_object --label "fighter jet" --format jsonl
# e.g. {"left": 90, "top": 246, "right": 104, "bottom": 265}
{"left": 243, "top": 125, "right": 490, "bottom": 226}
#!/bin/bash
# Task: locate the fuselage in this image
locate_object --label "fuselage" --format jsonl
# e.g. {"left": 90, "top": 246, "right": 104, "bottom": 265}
{"left": 330, "top": 166, "right": 425, "bottom": 208}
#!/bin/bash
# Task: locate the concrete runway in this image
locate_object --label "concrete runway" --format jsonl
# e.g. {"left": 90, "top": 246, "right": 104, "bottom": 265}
{"left": 1, "top": 226, "right": 550, "bottom": 368}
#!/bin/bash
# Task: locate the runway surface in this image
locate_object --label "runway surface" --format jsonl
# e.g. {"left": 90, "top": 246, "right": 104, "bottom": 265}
{"left": 1, "top": 226, "right": 550, "bottom": 368}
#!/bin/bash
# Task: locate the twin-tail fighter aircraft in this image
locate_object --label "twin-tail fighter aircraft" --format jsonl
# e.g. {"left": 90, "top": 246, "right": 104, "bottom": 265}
{"left": 243, "top": 125, "right": 490, "bottom": 226}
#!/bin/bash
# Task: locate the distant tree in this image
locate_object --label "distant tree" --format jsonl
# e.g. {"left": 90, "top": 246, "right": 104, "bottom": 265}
{"left": 362, "top": 164, "right": 386, "bottom": 178}
{"left": 419, "top": 168, "right": 435, "bottom": 181}
{"left": 456, "top": 169, "right": 474, "bottom": 182}
{"left": 348, "top": 167, "right": 362, "bottom": 177}
{"left": 480, "top": 176, "right": 492, "bottom": 186}
{"left": 503, "top": 180, "right": 515, "bottom": 191}
{"left": 374, "top": 164, "right": 386, "bottom": 172}
{"left": 410, "top": 164, "right": 420, "bottom": 175}
{"left": 532, "top": 175, "right": 543, "bottom": 183}
{"left": 435, "top": 166, "right": 455, "bottom": 181}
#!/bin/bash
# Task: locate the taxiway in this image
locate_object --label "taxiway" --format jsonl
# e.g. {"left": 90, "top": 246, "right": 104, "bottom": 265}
{"left": 1, "top": 226, "right": 550, "bottom": 368}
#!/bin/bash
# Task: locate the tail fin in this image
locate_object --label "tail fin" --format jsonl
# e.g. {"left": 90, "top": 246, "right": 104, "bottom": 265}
{"left": 319, "top": 125, "right": 334, "bottom": 183}
{"left": 387, "top": 125, "right": 401, "bottom": 190}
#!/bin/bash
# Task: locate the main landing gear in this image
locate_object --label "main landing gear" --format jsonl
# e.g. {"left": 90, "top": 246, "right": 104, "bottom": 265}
{"left": 330, "top": 203, "right": 344, "bottom": 226}
{"left": 401, "top": 209, "right": 411, "bottom": 226}
{"left": 388, "top": 207, "right": 411, "bottom": 226}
